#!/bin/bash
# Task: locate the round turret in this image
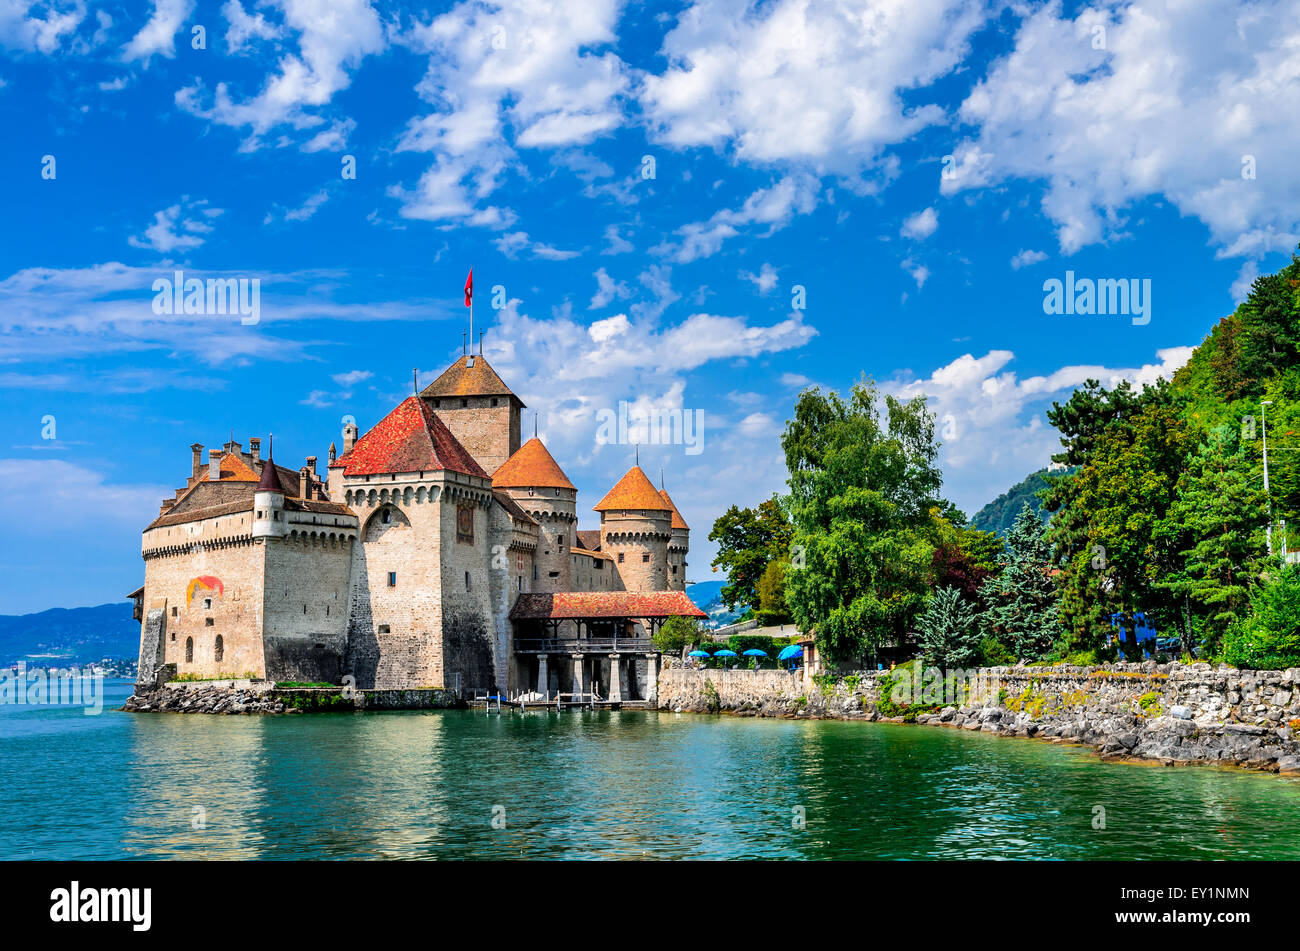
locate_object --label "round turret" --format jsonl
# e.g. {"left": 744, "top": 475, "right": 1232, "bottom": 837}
{"left": 493, "top": 437, "right": 577, "bottom": 591}
{"left": 593, "top": 466, "right": 673, "bottom": 591}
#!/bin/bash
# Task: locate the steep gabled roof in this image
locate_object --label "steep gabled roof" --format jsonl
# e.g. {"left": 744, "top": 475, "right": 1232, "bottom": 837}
{"left": 659, "top": 488, "right": 689, "bottom": 531}
{"left": 493, "top": 437, "right": 576, "bottom": 490}
{"left": 330, "top": 396, "right": 488, "bottom": 478}
{"left": 576, "top": 529, "right": 601, "bottom": 551}
{"left": 593, "top": 466, "right": 673, "bottom": 512}
{"left": 420, "top": 354, "right": 524, "bottom": 405}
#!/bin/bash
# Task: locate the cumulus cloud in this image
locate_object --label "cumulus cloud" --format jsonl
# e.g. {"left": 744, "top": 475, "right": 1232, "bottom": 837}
{"left": 886, "top": 346, "right": 1196, "bottom": 514}
{"left": 391, "top": 0, "right": 629, "bottom": 226}
{"left": 740, "top": 262, "right": 779, "bottom": 294}
{"left": 589, "top": 267, "right": 630, "bottom": 309}
{"left": 176, "top": 0, "right": 384, "bottom": 150}
{"left": 943, "top": 0, "right": 1300, "bottom": 261}
{"left": 0, "top": 0, "right": 86, "bottom": 53}
{"left": 641, "top": 0, "right": 988, "bottom": 181}
{"left": 901, "top": 207, "right": 938, "bottom": 240}
{"left": 123, "top": 0, "right": 193, "bottom": 65}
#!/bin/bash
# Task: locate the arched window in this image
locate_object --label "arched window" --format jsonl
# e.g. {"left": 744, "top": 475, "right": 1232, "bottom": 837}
{"left": 184, "top": 637, "right": 193, "bottom": 663}
{"left": 214, "top": 635, "right": 224, "bottom": 663}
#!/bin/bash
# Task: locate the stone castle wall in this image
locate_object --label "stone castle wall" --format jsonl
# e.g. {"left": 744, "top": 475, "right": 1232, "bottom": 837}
{"left": 262, "top": 532, "right": 353, "bottom": 682}
{"left": 141, "top": 515, "right": 266, "bottom": 680}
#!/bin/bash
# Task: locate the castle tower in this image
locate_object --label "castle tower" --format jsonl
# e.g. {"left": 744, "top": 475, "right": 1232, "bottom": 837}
{"left": 659, "top": 487, "right": 690, "bottom": 591}
{"left": 493, "top": 437, "right": 577, "bottom": 592}
{"left": 252, "top": 441, "right": 287, "bottom": 539}
{"left": 419, "top": 354, "right": 523, "bottom": 476}
{"left": 594, "top": 466, "right": 673, "bottom": 591}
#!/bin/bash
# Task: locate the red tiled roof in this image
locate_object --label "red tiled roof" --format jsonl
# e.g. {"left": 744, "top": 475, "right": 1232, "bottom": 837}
{"left": 420, "top": 354, "right": 523, "bottom": 403}
{"left": 659, "top": 488, "right": 689, "bottom": 530}
{"left": 202, "top": 453, "right": 258, "bottom": 483}
{"left": 592, "top": 466, "right": 672, "bottom": 512}
{"left": 576, "top": 529, "right": 601, "bottom": 551}
{"left": 330, "top": 396, "right": 488, "bottom": 479}
{"left": 509, "top": 591, "right": 706, "bottom": 620}
{"left": 493, "top": 437, "right": 575, "bottom": 490}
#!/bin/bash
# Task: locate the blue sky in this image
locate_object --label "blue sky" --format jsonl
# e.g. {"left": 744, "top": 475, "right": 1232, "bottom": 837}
{"left": 1, "top": 0, "right": 1297, "bottom": 613}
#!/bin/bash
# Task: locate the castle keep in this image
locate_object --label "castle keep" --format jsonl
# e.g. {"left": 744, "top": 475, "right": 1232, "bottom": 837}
{"left": 132, "top": 354, "right": 703, "bottom": 700}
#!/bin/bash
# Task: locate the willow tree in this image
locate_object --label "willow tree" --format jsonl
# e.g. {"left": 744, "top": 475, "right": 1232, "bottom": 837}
{"left": 781, "top": 379, "right": 944, "bottom": 665}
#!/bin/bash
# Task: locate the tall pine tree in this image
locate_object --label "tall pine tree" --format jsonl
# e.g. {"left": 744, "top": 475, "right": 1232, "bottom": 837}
{"left": 979, "top": 502, "right": 1062, "bottom": 661}
{"left": 918, "top": 586, "right": 981, "bottom": 668}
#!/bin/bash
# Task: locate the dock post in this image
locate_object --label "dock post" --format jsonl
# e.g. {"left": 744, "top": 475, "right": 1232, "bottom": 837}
{"left": 537, "top": 654, "right": 549, "bottom": 697}
{"left": 644, "top": 653, "right": 659, "bottom": 706}
{"left": 608, "top": 653, "right": 623, "bottom": 703}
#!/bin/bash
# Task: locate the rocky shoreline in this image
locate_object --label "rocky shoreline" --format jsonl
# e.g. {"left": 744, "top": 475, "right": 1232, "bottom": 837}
{"left": 123, "top": 684, "right": 295, "bottom": 715}
{"left": 658, "top": 664, "right": 1300, "bottom": 776}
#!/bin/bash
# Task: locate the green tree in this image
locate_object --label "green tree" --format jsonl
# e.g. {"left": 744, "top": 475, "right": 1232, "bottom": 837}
{"left": 978, "top": 503, "right": 1062, "bottom": 661}
{"left": 1044, "top": 384, "right": 1191, "bottom": 651}
{"left": 1223, "top": 562, "right": 1300, "bottom": 669}
{"left": 782, "top": 379, "right": 944, "bottom": 664}
{"left": 1155, "top": 424, "right": 1268, "bottom": 653}
{"left": 755, "top": 557, "right": 792, "bottom": 624}
{"left": 917, "top": 586, "right": 981, "bottom": 668}
{"left": 708, "top": 496, "right": 793, "bottom": 611}
{"left": 654, "top": 615, "right": 701, "bottom": 656}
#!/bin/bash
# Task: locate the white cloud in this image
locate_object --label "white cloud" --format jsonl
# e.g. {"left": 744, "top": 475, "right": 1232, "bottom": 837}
{"left": 391, "top": 0, "right": 629, "bottom": 226}
{"left": 740, "top": 262, "right": 779, "bottom": 294}
{"left": 123, "top": 0, "right": 193, "bottom": 65}
{"left": 222, "top": 0, "right": 280, "bottom": 53}
{"left": 589, "top": 267, "right": 630, "bottom": 309}
{"left": 127, "top": 198, "right": 222, "bottom": 253}
{"left": 283, "top": 189, "right": 329, "bottom": 222}
{"left": 887, "top": 346, "right": 1196, "bottom": 515}
{"left": 944, "top": 0, "right": 1300, "bottom": 260}
{"left": 0, "top": 0, "right": 87, "bottom": 54}
{"left": 600, "top": 223, "right": 634, "bottom": 255}
{"left": 901, "top": 207, "right": 938, "bottom": 240}
{"left": 1010, "top": 248, "right": 1048, "bottom": 270}
{"left": 1230, "top": 260, "right": 1259, "bottom": 304}
{"left": 176, "top": 0, "right": 384, "bottom": 150}
{"left": 654, "top": 174, "right": 817, "bottom": 263}
{"left": 641, "top": 0, "right": 987, "bottom": 180}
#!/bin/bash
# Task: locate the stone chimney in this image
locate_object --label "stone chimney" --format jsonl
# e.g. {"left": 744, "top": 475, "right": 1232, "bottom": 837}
{"left": 306, "top": 455, "right": 318, "bottom": 476}
{"left": 208, "top": 449, "right": 222, "bottom": 481}
{"left": 191, "top": 443, "right": 204, "bottom": 477}
{"left": 249, "top": 437, "right": 261, "bottom": 464}
{"left": 299, "top": 466, "right": 310, "bottom": 499}
{"left": 343, "top": 420, "right": 358, "bottom": 454}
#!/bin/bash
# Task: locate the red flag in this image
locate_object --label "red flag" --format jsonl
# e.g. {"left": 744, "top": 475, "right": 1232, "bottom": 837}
{"left": 464, "top": 269, "right": 473, "bottom": 307}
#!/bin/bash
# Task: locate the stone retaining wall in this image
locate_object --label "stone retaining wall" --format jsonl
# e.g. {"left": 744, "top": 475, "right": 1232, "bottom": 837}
{"left": 657, "top": 662, "right": 1300, "bottom": 775}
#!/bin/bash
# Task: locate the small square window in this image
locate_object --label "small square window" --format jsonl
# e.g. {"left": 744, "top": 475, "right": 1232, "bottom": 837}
{"left": 377, "top": 623, "right": 390, "bottom": 634}
{"left": 205, "top": 617, "right": 214, "bottom": 627}
{"left": 388, "top": 571, "right": 397, "bottom": 587}
{"left": 618, "top": 553, "right": 624, "bottom": 563}
{"left": 642, "top": 554, "right": 650, "bottom": 563}
{"left": 171, "top": 606, "right": 177, "bottom": 617}
{"left": 203, "top": 598, "right": 212, "bottom": 609}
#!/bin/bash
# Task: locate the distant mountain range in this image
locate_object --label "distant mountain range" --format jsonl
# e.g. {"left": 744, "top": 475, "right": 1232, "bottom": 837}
{"left": 970, "top": 468, "right": 1062, "bottom": 537}
{"left": 686, "top": 580, "right": 748, "bottom": 629}
{"left": 0, "top": 603, "right": 138, "bottom": 667}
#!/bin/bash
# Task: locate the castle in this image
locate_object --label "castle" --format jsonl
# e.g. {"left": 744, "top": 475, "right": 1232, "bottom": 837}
{"left": 131, "top": 352, "right": 704, "bottom": 701}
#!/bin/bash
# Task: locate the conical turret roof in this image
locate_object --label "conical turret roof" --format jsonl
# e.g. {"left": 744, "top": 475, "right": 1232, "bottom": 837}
{"left": 659, "top": 488, "right": 689, "bottom": 530}
{"left": 593, "top": 466, "right": 673, "bottom": 512}
{"left": 493, "top": 437, "right": 576, "bottom": 490}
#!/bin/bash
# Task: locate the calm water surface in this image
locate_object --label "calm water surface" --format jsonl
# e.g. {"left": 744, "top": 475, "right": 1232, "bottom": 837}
{"left": 5, "top": 680, "right": 1300, "bottom": 860}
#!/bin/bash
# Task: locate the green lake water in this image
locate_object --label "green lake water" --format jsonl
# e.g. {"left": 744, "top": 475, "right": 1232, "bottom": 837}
{"left": 5, "top": 680, "right": 1300, "bottom": 860}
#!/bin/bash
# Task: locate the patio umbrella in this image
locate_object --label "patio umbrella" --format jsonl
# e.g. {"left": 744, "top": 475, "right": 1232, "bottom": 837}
{"left": 742, "top": 649, "right": 768, "bottom": 657}
{"left": 714, "top": 649, "right": 738, "bottom": 657}
{"left": 777, "top": 644, "right": 803, "bottom": 661}
{"left": 688, "top": 650, "right": 711, "bottom": 658}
